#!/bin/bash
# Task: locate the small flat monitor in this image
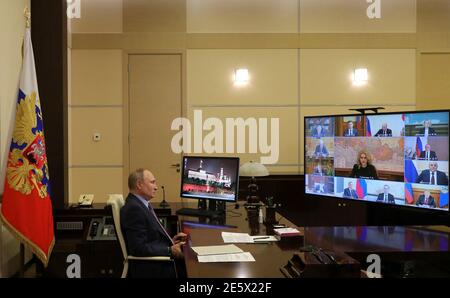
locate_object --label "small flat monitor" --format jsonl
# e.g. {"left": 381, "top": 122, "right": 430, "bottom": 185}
{"left": 304, "top": 110, "right": 450, "bottom": 212}
{"left": 180, "top": 156, "right": 240, "bottom": 202}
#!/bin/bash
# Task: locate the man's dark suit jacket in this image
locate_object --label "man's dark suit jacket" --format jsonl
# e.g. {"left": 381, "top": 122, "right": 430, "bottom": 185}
{"left": 344, "top": 129, "right": 358, "bottom": 136}
{"left": 415, "top": 170, "right": 449, "bottom": 186}
{"left": 416, "top": 195, "right": 436, "bottom": 208}
{"left": 374, "top": 128, "right": 392, "bottom": 137}
{"left": 314, "top": 144, "right": 329, "bottom": 157}
{"left": 419, "top": 150, "right": 437, "bottom": 160}
{"left": 121, "top": 193, "right": 175, "bottom": 278}
{"left": 376, "top": 193, "right": 395, "bottom": 204}
{"left": 343, "top": 188, "right": 358, "bottom": 199}
{"left": 418, "top": 127, "right": 437, "bottom": 136}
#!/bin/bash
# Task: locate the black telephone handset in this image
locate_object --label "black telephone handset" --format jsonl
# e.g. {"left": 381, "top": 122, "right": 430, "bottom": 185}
{"left": 89, "top": 221, "right": 99, "bottom": 237}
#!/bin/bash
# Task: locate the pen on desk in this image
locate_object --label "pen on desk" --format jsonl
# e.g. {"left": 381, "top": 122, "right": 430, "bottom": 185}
{"left": 253, "top": 236, "right": 270, "bottom": 240}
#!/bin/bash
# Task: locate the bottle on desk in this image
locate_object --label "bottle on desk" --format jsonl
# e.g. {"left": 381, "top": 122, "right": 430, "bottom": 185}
{"left": 258, "top": 207, "right": 264, "bottom": 224}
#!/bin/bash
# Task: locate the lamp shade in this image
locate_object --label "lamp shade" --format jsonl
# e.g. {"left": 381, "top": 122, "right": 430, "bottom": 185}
{"left": 239, "top": 161, "right": 269, "bottom": 177}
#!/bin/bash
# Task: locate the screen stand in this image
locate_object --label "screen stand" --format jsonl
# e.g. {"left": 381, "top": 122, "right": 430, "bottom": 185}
{"left": 198, "top": 199, "right": 207, "bottom": 210}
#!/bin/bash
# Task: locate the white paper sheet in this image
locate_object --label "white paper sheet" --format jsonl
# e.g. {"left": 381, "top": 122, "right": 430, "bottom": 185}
{"left": 222, "top": 232, "right": 279, "bottom": 243}
{"left": 221, "top": 232, "right": 253, "bottom": 243}
{"left": 191, "top": 244, "right": 243, "bottom": 256}
{"left": 197, "top": 252, "right": 256, "bottom": 263}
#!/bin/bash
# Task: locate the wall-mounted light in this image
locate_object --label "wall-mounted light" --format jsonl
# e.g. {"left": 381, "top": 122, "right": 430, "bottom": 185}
{"left": 352, "top": 68, "right": 368, "bottom": 86}
{"left": 234, "top": 68, "right": 249, "bottom": 86}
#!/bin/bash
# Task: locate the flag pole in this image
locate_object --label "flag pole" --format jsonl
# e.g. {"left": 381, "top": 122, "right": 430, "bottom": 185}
{"left": 18, "top": 6, "right": 31, "bottom": 278}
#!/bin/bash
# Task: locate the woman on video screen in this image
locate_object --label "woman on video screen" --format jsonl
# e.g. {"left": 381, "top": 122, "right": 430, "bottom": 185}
{"left": 350, "top": 151, "right": 378, "bottom": 180}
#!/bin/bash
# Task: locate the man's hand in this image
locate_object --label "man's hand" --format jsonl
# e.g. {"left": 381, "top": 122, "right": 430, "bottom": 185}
{"left": 173, "top": 232, "right": 187, "bottom": 244}
{"left": 170, "top": 242, "right": 185, "bottom": 259}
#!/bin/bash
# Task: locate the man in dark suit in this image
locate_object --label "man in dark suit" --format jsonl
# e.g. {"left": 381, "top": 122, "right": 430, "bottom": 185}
{"left": 374, "top": 123, "right": 392, "bottom": 137}
{"left": 418, "top": 120, "right": 437, "bottom": 136}
{"left": 415, "top": 162, "right": 449, "bottom": 186}
{"left": 416, "top": 190, "right": 436, "bottom": 208}
{"left": 314, "top": 139, "right": 329, "bottom": 158}
{"left": 376, "top": 185, "right": 395, "bottom": 204}
{"left": 121, "top": 169, "right": 187, "bottom": 278}
{"left": 311, "top": 124, "right": 328, "bottom": 138}
{"left": 419, "top": 144, "right": 438, "bottom": 160}
{"left": 343, "top": 181, "right": 358, "bottom": 199}
{"left": 344, "top": 121, "right": 358, "bottom": 137}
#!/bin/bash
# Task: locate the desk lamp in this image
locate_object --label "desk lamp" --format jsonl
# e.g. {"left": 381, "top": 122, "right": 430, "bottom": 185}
{"left": 239, "top": 161, "right": 269, "bottom": 206}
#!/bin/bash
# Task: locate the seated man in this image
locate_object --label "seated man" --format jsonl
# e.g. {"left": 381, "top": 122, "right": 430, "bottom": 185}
{"left": 314, "top": 139, "right": 329, "bottom": 158}
{"left": 313, "top": 163, "right": 324, "bottom": 176}
{"left": 376, "top": 185, "right": 395, "bottom": 204}
{"left": 121, "top": 168, "right": 187, "bottom": 278}
{"left": 415, "top": 190, "right": 436, "bottom": 208}
{"left": 343, "top": 181, "right": 358, "bottom": 199}
{"left": 419, "top": 144, "right": 438, "bottom": 161}
{"left": 415, "top": 162, "right": 449, "bottom": 186}
{"left": 418, "top": 120, "right": 437, "bottom": 136}
{"left": 343, "top": 121, "right": 358, "bottom": 137}
{"left": 311, "top": 124, "right": 328, "bottom": 138}
{"left": 374, "top": 123, "right": 392, "bottom": 137}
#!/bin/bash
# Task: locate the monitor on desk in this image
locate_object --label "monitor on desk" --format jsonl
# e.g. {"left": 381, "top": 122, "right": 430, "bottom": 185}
{"left": 304, "top": 110, "right": 450, "bottom": 212}
{"left": 178, "top": 156, "right": 240, "bottom": 217}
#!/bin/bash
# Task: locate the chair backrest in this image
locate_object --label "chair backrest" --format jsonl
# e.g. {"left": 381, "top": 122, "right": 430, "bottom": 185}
{"left": 107, "top": 194, "right": 128, "bottom": 260}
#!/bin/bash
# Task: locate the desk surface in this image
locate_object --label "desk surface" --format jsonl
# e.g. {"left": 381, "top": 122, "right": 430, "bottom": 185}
{"left": 153, "top": 202, "right": 450, "bottom": 278}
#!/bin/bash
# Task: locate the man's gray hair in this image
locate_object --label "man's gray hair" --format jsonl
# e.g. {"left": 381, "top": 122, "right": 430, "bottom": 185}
{"left": 128, "top": 168, "right": 146, "bottom": 190}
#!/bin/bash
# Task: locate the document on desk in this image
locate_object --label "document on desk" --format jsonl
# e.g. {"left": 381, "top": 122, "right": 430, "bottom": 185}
{"left": 191, "top": 244, "right": 243, "bottom": 256}
{"left": 221, "top": 232, "right": 253, "bottom": 243}
{"left": 198, "top": 252, "right": 255, "bottom": 263}
{"left": 222, "top": 232, "right": 279, "bottom": 243}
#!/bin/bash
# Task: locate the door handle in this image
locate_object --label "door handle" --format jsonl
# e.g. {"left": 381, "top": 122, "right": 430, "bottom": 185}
{"left": 171, "top": 163, "right": 180, "bottom": 172}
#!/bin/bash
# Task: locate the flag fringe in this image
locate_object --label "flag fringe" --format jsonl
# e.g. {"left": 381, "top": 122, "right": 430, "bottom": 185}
{"left": 0, "top": 212, "right": 54, "bottom": 268}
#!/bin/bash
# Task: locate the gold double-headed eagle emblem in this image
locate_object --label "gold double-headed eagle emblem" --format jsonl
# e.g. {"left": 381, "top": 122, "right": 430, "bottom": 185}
{"left": 6, "top": 92, "right": 49, "bottom": 198}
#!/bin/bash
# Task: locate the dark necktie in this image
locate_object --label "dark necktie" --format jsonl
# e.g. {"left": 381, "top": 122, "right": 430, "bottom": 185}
{"left": 148, "top": 204, "right": 174, "bottom": 244}
{"left": 424, "top": 197, "right": 429, "bottom": 205}
{"left": 383, "top": 130, "right": 386, "bottom": 136}
{"left": 431, "top": 172, "right": 435, "bottom": 185}
{"left": 384, "top": 194, "right": 387, "bottom": 202}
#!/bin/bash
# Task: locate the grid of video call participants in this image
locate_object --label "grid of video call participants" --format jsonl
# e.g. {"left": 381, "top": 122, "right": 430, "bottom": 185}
{"left": 305, "top": 111, "right": 449, "bottom": 211}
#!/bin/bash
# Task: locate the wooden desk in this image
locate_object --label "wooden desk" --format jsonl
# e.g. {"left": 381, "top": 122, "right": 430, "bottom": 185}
{"left": 178, "top": 204, "right": 450, "bottom": 278}
{"left": 180, "top": 207, "right": 303, "bottom": 278}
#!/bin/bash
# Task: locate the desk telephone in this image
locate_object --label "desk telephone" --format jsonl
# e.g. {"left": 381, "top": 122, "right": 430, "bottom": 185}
{"left": 78, "top": 194, "right": 94, "bottom": 206}
{"left": 87, "top": 216, "right": 116, "bottom": 241}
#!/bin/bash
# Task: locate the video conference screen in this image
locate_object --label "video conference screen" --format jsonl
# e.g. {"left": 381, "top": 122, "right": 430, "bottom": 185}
{"left": 180, "top": 156, "right": 240, "bottom": 202}
{"left": 305, "top": 110, "right": 449, "bottom": 212}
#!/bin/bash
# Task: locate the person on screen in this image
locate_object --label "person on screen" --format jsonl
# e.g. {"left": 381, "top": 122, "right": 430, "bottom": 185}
{"left": 343, "top": 181, "right": 358, "bottom": 199}
{"left": 313, "top": 163, "right": 324, "bottom": 176}
{"left": 418, "top": 120, "right": 437, "bottom": 137}
{"left": 415, "top": 162, "right": 449, "bottom": 186}
{"left": 415, "top": 190, "right": 436, "bottom": 208}
{"left": 419, "top": 144, "right": 438, "bottom": 161}
{"left": 350, "top": 151, "right": 378, "bottom": 180}
{"left": 121, "top": 168, "right": 187, "bottom": 278}
{"left": 311, "top": 123, "right": 328, "bottom": 138}
{"left": 343, "top": 121, "right": 358, "bottom": 137}
{"left": 314, "top": 139, "right": 329, "bottom": 158}
{"left": 374, "top": 123, "right": 392, "bottom": 137}
{"left": 376, "top": 185, "right": 395, "bottom": 204}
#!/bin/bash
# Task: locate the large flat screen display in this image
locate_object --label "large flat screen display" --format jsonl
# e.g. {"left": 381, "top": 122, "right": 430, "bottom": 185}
{"left": 305, "top": 110, "right": 449, "bottom": 211}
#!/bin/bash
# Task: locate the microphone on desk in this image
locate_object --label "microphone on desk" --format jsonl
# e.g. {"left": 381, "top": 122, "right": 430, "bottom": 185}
{"left": 159, "top": 185, "right": 170, "bottom": 208}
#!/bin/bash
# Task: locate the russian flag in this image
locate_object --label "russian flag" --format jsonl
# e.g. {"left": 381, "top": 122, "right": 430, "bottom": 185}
{"left": 404, "top": 160, "right": 418, "bottom": 183}
{"left": 405, "top": 183, "right": 414, "bottom": 204}
{"left": 356, "top": 179, "right": 367, "bottom": 199}
{"left": 366, "top": 117, "right": 372, "bottom": 136}
{"left": 440, "top": 190, "right": 449, "bottom": 208}
{"left": 415, "top": 136, "right": 423, "bottom": 157}
{"left": 355, "top": 116, "right": 362, "bottom": 130}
